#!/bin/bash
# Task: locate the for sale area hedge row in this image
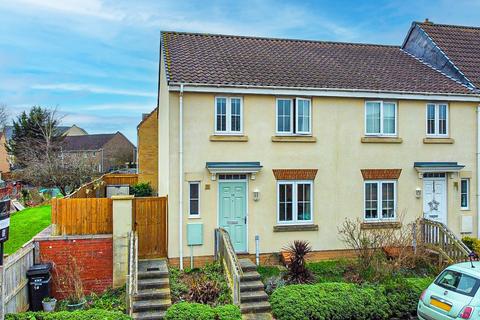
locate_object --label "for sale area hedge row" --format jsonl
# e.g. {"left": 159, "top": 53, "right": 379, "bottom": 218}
{"left": 270, "top": 278, "right": 432, "bottom": 320}
{"left": 5, "top": 309, "right": 131, "bottom": 320}
{"left": 164, "top": 302, "right": 241, "bottom": 320}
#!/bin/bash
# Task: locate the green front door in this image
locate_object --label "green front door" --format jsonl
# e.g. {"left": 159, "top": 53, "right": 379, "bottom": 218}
{"left": 219, "top": 181, "right": 247, "bottom": 252}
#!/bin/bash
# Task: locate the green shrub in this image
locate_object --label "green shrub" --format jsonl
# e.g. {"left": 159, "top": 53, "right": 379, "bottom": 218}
{"left": 462, "top": 236, "right": 480, "bottom": 254}
{"left": 270, "top": 278, "right": 432, "bottom": 320}
{"left": 165, "top": 302, "right": 241, "bottom": 320}
{"left": 383, "top": 277, "right": 432, "bottom": 318}
{"left": 130, "top": 182, "right": 154, "bottom": 197}
{"left": 6, "top": 309, "right": 131, "bottom": 320}
{"left": 270, "top": 282, "right": 389, "bottom": 320}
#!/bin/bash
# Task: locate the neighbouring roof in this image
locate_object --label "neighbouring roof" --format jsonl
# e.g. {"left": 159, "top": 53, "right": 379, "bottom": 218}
{"left": 161, "top": 31, "right": 475, "bottom": 95}
{"left": 3, "top": 125, "right": 86, "bottom": 140}
{"left": 415, "top": 22, "right": 480, "bottom": 88}
{"left": 62, "top": 133, "right": 117, "bottom": 151}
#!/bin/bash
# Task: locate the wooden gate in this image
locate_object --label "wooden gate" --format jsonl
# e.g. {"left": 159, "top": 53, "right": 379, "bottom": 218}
{"left": 134, "top": 197, "right": 168, "bottom": 259}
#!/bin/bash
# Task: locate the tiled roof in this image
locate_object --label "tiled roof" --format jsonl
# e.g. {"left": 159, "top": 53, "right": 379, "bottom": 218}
{"left": 162, "top": 31, "right": 474, "bottom": 95}
{"left": 417, "top": 22, "right": 480, "bottom": 88}
{"left": 62, "top": 133, "right": 116, "bottom": 151}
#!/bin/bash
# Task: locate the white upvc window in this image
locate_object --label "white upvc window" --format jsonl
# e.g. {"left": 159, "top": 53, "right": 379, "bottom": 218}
{"left": 276, "top": 98, "right": 311, "bottom": 135}
{"left": 461, "top": 178, "right": 470, "bottom": 210}
{"left": 426, "top": 103, "right": 448, "bottom": 137}
{"left": 365, "top": 101, "right": 397, "bottom": 136}
{"left": 364, "top": 180, "right": 397, "bottom": 221}
{"left": 188, "top": 181, "right": 200, "bottom": 218}
{"left": 215, "top": 97, "right": 243, "bottom": 134}
{"left": 277, "top": 180, "right": 313, "bottom": 224}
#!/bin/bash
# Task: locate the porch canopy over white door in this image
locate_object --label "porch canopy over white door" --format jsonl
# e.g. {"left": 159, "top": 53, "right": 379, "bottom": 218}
{"left": 206, "top": 161, "right": 263, "bottom": 180}
{"left": 414, "top": 162, "right": 465, "bottom": 225}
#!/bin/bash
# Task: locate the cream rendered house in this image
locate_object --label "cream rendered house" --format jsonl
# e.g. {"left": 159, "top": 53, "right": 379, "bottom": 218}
{"left": 155, "top": 27, "right": 480, "bottom": 268}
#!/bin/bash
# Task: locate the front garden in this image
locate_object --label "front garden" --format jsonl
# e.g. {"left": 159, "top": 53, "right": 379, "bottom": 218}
{"left": 258, "top": 218, "right": 441, "bottom": 320}
{"left": 167, "top": 262, "right": 241, "bottom": 319}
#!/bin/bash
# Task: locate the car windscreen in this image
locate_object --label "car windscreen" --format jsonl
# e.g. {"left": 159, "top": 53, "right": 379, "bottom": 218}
{"left": 435, "top": 269, "right": 480, "bottom": 297}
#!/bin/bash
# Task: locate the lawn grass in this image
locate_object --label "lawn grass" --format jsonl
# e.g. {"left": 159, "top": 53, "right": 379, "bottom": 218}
{"left": 257, "top": 260, "right": 350, "bottom": 284}
{"left": 5, "top": 205, "right": 51, "bottom": 255}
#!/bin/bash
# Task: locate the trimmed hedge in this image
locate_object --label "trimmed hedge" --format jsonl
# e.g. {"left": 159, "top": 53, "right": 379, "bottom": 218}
{"left": 271, "top": 283, "right": 389, "bottom": 320}
{"left": 6, "top": 309, "right": 131, "bottom": 320}
{"left": 271, "top": 278, "right": 432, "bottom": 320}
{"left": 165, "top": 302, "right": 241, "bottom": 320}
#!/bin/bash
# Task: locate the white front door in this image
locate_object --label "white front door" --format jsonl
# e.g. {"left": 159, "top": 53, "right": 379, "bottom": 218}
{"left": 423, "top": 177, "right": 447, "bottom": 224}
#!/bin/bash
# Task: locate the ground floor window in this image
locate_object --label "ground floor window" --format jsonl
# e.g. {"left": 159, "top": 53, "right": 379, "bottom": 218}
{"left": 188, "top": 182, "right": 200, "bottom": 217}
{"left": 461, "top": 178, "right": 469, "bottom": 210}
{"left": 364, "top": 180, "right": 396, "bottom": 220}
{"left": 277, "top": 180, "right": 313, "bottom": 224}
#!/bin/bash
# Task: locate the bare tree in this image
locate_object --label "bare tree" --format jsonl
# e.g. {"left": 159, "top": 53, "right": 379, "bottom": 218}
{"left": 0, "top": 104, "right": 8, "bottom": 130}
{"left": 10, "top": 106, "right": 98, "bottom": 195}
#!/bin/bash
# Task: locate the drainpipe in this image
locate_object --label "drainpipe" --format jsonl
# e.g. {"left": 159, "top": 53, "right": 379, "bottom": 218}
{"left": 477, "top": 106, "right": 480, "bottom": 238}
{"left": 179, "top": 84, "right": 184, "bottom": 270}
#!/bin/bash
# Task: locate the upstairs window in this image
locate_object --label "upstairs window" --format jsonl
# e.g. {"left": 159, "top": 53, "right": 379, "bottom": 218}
{"left": 364, "top": 180, "right": 396, "bottom": 221}
{"left": 276, "top": 98, "right": 311, "bottom": 135}
{"left": 426, "top": 103, "right": 448, "bottom": 136}
{"left": 365, "top": 101, "right": 397, "bottom": 136}
{"left": 215, "top": 97, "right": 243, "bottom": 134}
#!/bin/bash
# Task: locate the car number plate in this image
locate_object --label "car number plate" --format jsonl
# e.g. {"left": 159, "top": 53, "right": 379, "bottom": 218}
{"left": 430, "top": 298, "right": 452, "bottom": 312}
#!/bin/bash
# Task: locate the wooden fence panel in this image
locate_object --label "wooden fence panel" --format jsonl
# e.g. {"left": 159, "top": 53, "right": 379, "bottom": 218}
{"left": 51, "top": 198, "right": 113, "bottom": 235}
{"left": 2, "top": 241, "right": 35, "bottom": 315}
{"left": 134, "top": 197, "right": 167, "bottom": 259}
{"left": 103, "top": 174, "right": 138, "bottom": 186}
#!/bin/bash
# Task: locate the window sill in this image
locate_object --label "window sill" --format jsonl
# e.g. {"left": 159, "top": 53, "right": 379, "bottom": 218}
{"left": 360, "top": 221, "right": 401, "bottom": 230}
{"left": 209, "top": 135, "right": 248, "bottom": 142}
{"left": 361, "top": 137, "right": 403, "bottom": 144}
{"left": 423, "top": 138, "right": 454, "bottom": 144}
{"left": 271, "top": 136, "right": 317, "bottom": 143}
{"left": 273, "top": 224, "right": 318, "bottom": 232}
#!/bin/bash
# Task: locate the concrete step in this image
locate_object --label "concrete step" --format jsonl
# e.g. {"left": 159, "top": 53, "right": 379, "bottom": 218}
{"left": 133, "top": 288, "right": 171, "bottom": 301}
{"left": 240, "top": 280, "right": 264, "bottom": 292}
{"left": 239, "top": 259, "right": 257, "bottom": 272}
{"left": 242, "top": 313, "right": 274, "bottom": 320}
{"left": 240, "top": 290, "right": 269, "bottom": 303}
{"left": 241, "top": 271, "right": 261, "bottom": 282}
{"left": 133, "top": 299, "right": 170, "bottom": 312}
{"left": 240, "top": 301, "right": 271, "bottom": 314}
{"left": 138, "top": 271, "right": 169, "bottom": 280}
{"left": 132, "top": 310, "right": 167, "bottom": 320}
{"left": 138, "top": 278, "right": 169, "bottom": 290}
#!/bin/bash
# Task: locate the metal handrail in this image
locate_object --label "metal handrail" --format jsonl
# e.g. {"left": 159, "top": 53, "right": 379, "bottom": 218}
{"left": 215, "top": 228, "right": 243, "bottom": 306}
{"left": 419, "top": 218, "right": 471, "bottom": 262}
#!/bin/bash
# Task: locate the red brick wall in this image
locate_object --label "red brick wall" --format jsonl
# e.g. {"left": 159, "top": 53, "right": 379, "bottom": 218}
{"left": 37, "top": 236, "right": 113, "bottom": 299}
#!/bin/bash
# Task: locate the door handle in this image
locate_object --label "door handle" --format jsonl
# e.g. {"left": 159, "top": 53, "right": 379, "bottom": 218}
{"left": 244, "top": 217, "right": 247, "bottom": 225}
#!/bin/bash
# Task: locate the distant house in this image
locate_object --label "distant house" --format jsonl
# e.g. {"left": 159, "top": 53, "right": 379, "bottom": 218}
{"left": 3, "top": 124, "right": 87, "bottom": 141}
{"left": 0, "top": 133, "right": 9, "bottom": 173}
{"left": 61, "top": 132, "right": 136, "bottom": 173}
{"left": 137, "top": 109, "right": 158, "bottom": 191}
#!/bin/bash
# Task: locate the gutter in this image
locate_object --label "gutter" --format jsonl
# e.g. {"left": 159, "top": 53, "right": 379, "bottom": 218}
{"left": 477, "top": 106, "right": 480, "bottom": 238}
{"left": 179, "top": 83, "right": 184, "bottom": 270}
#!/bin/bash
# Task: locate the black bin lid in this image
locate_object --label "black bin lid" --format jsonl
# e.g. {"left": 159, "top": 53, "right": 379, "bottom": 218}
{"left": 27, "top": 263, "right": 52, "bottom": 276}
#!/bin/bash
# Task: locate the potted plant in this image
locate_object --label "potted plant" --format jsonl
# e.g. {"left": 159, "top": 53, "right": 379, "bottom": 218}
{"left": 42, "top": 297, "right": 57, "bottom": 312}
{"left": 52, "top": 257, "right": 86, "bottom": 311}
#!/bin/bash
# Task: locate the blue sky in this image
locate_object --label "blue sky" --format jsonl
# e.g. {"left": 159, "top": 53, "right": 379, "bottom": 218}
{"left": 1, "top": 0, "right": 479, "bottom": 143}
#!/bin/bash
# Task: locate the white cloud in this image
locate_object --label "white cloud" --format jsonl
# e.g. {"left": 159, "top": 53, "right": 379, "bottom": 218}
{"left": 7, "top": 0, "right": 124, "bottom": 21}
{"left": 31, "top": 83, "right": 156, "bottom": 97}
